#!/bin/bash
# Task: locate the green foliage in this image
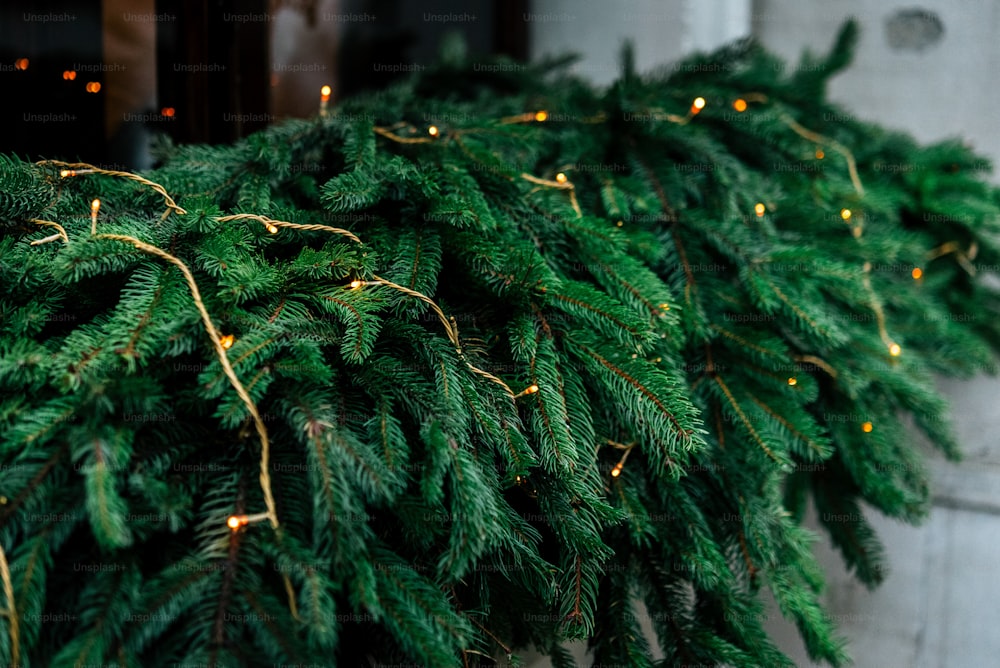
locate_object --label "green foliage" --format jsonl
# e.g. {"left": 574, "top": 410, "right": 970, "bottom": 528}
{"left": 2, "top": 20, "right": 999, "bottom": 667}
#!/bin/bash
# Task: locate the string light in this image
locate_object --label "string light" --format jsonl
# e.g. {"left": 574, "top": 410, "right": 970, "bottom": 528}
{"left": 14, "top": 58, "right": 28, "bottom": 71}
{"left": 911, "top": 267, "right": 923, "bottom": 280}
{"left": 555, "top": 172, "right": 568, "bottom": 184}
{"left": 161, "top": 107, "right": 176, "bottom": 118}
{"left": 226, "top": 512, "right": 269, "bottom": 531}
{"left": 349, "top": 279, "right": 363, "bottom": 289}
{"left": 888, "top": 343, "right": 901, "bottom": 357}
{"left": 427, "top": 125, "right": 439, "bottom": 137}
{"left": 60, "top": 168, "right": 95, "bottom": 177}
{"left": 27, "top": 170, "right": 298, "bottom": 615}
{"left": 787, "top": 377, "right": 797, "bottom": 386}
{"left": 90, "top": 198, "right": 100, "bottom": 233}
{"left": 616, "top": 220, "right": 624, "bottom": 227}
{"left": 861, "top": 421, "right": 873, "bottom": 433}
{"left": 659, "top": 302, "right": 670, "bottom": 311}
{"left": 815, "top": 148, "right": 825, "bottom": 159}
{"left": 754, "top": 202, "right": 766, "bottom": 217}
{"left": 840, "top": 208, "right": 852, "bottom": 221}
{"left": 607, "top": 440, "right": 636, "bottom": 479}
{"left": 219, "top": 334, "right": 235, "bottom": 350}
{"left": 534, "top": 110, "right": 548, "bottom": 122}
{"left": 732, "top": 98, "right": 748, "bottom": 112}
{"left": 320, "top": 85, "right": 331, "bottom": 116}
{"left": 691, "top": 97, "right": 706, "bottom": 115}
{"left": 265, "top": 223, "right": 278, "bottom": 234}
{"left": 30, "top": 233, "right": 63, "bottom": 247}
{"left": 62, "top": 70, "right": 76, "bottom": 81}
{"left": 513, "top": 384, "right": 539, "bottom": 399}
{"left": 85, "top": 82, "right": 101, "bottom": 93}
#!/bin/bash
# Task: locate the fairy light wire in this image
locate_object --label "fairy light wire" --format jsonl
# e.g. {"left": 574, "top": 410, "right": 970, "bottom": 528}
{"left": 38, "top": 159, "right": 187, "bottom": 219}
{"left": 0, "top": 539, "right": 18, "bottom": 668}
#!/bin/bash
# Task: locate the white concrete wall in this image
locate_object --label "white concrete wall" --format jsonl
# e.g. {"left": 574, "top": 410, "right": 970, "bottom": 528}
{"left": 529, "top": 0, "right": 751, "bottom": 85}
{"left": 753, "top": 0, "right": 1000, "bottom": 168}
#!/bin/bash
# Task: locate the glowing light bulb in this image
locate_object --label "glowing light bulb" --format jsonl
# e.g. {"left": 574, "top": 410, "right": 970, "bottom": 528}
{"left": 85, "top": 81, "right": 101, "bottom": 93}
{"left": 514, "top": 384, "right": 540, "bottom": 399}
{"left": 616, "top": 220, "right": 624, "bottom": 227}
{"left": 227, "top": 515, "right": 245, "bottom": 530}
{"left": 815, "top": 148, "right": 825, "bottom": 159}
{"left": 14, "top": 58, "right": 28, "bottom": 71}
{"left": 840, "top": 208, "right": 852, "bottom": 221}
{"left": 610, "top": 463, "right": 623, "bottom": 477}
{"left": 161, "top": 107, "right": 176, "bottom": 117}
{"left": 754, "top": 202, "right": 766, "bottom": 217}
{"left": 788, "top": 377, "right": 797, "bottom": 386}
{"left": 555, "top": 172, "right": 568, "bottom": 184}
{"left": 319, "top": 85, "right": 332, "bottom": 116}
{"left": 692, "top": 97, "right": 706, "bottom": 110}
{"left": 862, "top": 421, "right": 873, "bottom": 433}
{"left": 911, "top": 267, "right": 923, "bottom": 280}
{"left": 265, "top": 223, "right": 278, "bottom": 234}
{"left": 220, "top": 334, "right": 235, "bottom": 350}
{"left": 534, "top": 110, "right": 548, "bottom": 122}
{"left": 349, "top": 280, "right": 363, "bottom": 289}
{"left": 733, "top": 98, "right": 748, "bottom": 112}
{"left": 62, "top": 70, "right": 76, "bottom": 81}
{"left": 659, "top": 303, "right": 670, "bottom": 311}
{"left": 428, "top": 125, "right": 439, "bottom": 137}
{"left": 889, "top": 343, "right": 901, "bottom": 357}
{"left": 90, "top": 199, "right": 101, "bottom": 232}
{"left": 60, "top": 169, "right": 72, "bottom": 177}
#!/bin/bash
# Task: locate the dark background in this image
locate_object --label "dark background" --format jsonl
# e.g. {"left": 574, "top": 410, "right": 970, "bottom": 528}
{"left": 0, "top": 0, "right": 528, "bottom": 167}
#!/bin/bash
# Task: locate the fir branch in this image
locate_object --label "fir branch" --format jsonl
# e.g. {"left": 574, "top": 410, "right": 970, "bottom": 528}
{"left": 738, "top": 529, "right": 759, "bottom": 586}
{"left": 0, "top": 444, "right": 67, "bottom": 530}
{"left": 712, "top": 374, "right": 782, "bottom": 465}
{"left": 548, "top": 290, "right": 643, "bottom": 337}
{"left": 709, "top": 324, "right": 784, "bottom": 359}
{"left": 319, "top": 293, "right": 374, "bottom": 361}
{"left": 570, "top": 336, "right": 691, "bottom": 438}
{"left": 565, "top": 554, "right": 584, "bottom": 626}
{"left": 749, "top": 395, "right": 828, "bottom": 459}
{"left": 95, "top": 232, "right": 280, "bottom": 531}
{"left": 212, "top": 510, "right": 243, "bottom": 650}
{"left": 3, "top": 26, "right": 1000, "bottom": 665}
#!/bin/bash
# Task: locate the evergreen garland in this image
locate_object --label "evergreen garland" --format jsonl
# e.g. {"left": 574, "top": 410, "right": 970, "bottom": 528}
{"left": 1, "top": 23, "right": 999, "bottom": 667}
